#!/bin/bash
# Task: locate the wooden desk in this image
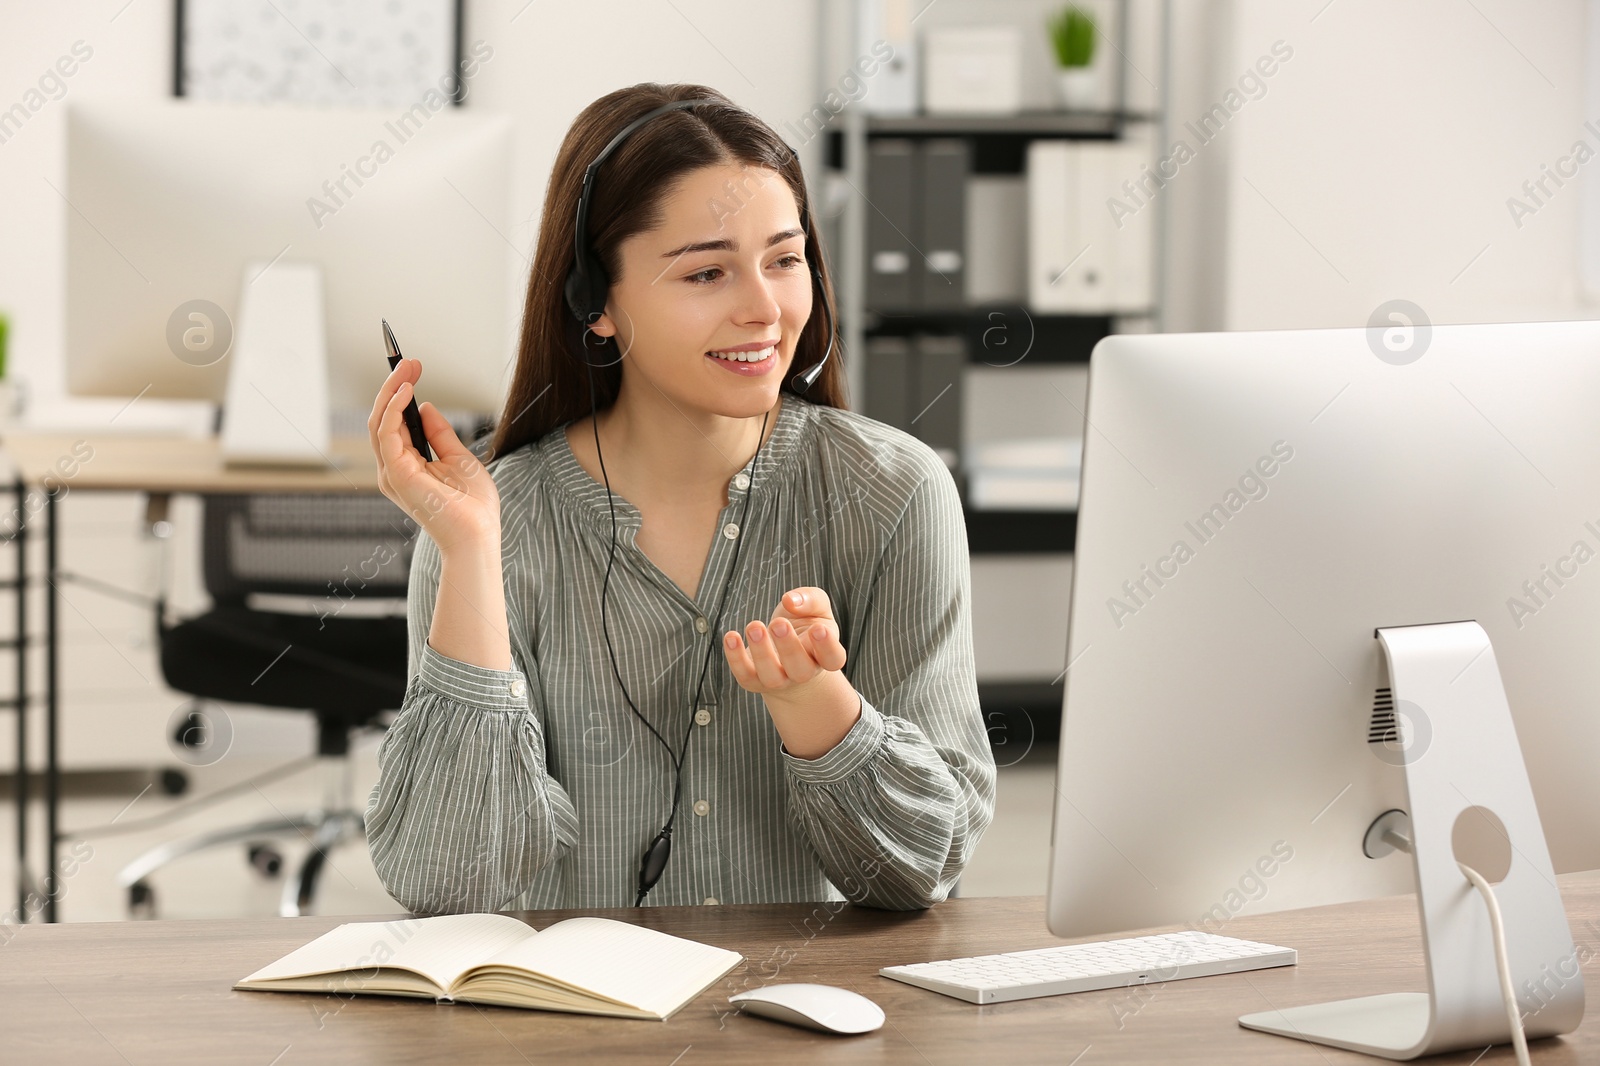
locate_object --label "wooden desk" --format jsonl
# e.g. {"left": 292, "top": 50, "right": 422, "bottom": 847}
{"left": 5, "top": 872, "right": 1599, "bottom": 1064}
{"left": 1, "top": 432, "right": 378, "bottom": 494}
{"left": 0, "top": 431, "right": 380, "bottom": 921}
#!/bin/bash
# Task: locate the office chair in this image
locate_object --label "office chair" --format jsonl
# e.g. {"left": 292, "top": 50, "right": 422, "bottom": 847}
{"left": 117, "top": 492, "right": 416, "bottom": 918}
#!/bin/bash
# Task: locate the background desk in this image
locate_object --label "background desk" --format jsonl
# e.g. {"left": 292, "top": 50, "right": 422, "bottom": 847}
{"left": 1, "top": 431, "right": 379, "bottom": 921}
{"left": 5, "top": 871, "right": 1599, "bottom": 1063}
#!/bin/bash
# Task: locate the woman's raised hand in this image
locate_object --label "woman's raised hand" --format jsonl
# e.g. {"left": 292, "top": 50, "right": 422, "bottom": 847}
{"left": 723, "top": 587, "right": 848, "bottom": 697}
{"left": 368, "top": 357, "right": 501, "bottom": 554}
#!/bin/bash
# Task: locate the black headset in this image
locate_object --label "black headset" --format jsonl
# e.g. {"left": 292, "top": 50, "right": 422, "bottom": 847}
{"left": 562, "top": 97, "right": 835, "bottom": 391}
{"left": 562, "top": 97, "right": 833, "bottom": 905}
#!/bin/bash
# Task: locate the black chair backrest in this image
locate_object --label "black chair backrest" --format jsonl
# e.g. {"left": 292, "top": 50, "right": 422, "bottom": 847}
{"left": 201, "top": 494, "right": 418, "bottom": 605}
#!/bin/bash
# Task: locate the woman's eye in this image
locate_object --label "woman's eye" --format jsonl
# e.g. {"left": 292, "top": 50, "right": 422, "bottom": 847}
{"left": 684, "top": 251, "right": 800, "bottom": 280}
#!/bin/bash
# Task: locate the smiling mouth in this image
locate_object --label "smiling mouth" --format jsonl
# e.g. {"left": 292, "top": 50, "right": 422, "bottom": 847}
{"left": 706, "top": 344, "right": 778, "bottom": 363}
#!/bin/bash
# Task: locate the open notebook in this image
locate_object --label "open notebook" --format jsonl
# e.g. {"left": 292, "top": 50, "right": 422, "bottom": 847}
{"left": 235, "top": 912, "right": 743, "bottom": 1020}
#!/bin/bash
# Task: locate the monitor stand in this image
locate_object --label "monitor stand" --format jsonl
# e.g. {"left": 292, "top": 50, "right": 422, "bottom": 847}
{"left": 220, "top": 259, "right": 333, "bottom": 469}
{"left": 1238, "top": 620, "right": 1584, "bottom": 1059}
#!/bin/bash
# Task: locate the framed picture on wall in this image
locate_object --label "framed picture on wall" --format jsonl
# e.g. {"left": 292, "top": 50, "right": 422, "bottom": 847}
{"left": 174, "top": 0, "right": 467, "bottom": 108}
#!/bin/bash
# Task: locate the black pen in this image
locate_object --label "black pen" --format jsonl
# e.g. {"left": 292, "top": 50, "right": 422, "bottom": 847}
{"left": 382, "top": 319, "right": 434, "bottom": 462}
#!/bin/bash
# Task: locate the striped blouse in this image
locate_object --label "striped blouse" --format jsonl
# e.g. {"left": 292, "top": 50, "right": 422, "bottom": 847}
{"left": 364, "top": 392, "right": 996, "bottom": 913}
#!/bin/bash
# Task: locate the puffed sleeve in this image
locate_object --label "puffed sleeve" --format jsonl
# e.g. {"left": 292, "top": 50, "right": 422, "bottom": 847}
{"left": 364, "top": 519, "right": 579, "bottom": 914}
{"left": 783, "top": 451, "right": 997, "bottom": 909}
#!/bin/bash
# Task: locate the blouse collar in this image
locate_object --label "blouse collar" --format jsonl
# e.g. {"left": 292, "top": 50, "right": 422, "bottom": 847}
{"left": 542, "top": 392, "right": 813, "bottom": 531}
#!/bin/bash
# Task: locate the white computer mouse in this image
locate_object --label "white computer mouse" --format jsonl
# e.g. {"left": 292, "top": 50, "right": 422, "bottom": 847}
{"left": 728, "top": 983, "right": 886, "bottom": 1034}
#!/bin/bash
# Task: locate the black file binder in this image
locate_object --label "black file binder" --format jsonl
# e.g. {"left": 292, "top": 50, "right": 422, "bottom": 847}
{"left": 917, "top": 139, "right": 968, "bottom": 311}
{"left": 865, "top": 335, "right": 913, "bottom": 432}
{"left": 866, "top": 139, "right": 917, "bottom": 311}
{"left": 911, "top": 333, "right": 964, "bottom": 465}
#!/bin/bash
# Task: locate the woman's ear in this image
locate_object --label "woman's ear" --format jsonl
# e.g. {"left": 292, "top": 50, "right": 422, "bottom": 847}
{"left": 591, "top": 304, "right": 635, "bottom": 361}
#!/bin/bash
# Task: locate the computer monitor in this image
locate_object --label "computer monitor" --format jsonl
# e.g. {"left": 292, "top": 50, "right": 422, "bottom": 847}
{"left": 1048, "top": 320, "right": 1600, "bottom": 939}
{"left": 63, "top": 99, "right": 516, "bottom": 442}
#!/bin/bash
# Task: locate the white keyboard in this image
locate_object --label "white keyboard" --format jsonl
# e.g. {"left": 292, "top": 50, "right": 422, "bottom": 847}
{"left": 880, "top": 930, "right": 1296, "bottom": 1005}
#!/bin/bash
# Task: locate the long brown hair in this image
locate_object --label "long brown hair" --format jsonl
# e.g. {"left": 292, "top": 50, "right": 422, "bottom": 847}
{"left": 486, "top": 83, "right": 849, "bottom": 463}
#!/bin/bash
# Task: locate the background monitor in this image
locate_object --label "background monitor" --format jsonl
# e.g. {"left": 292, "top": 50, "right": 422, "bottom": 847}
{"left": 64, "top": 99, "right": 517, "bottom": 419}
{"left": 1048, "top": 320, "right": 1600, "bottom": 937}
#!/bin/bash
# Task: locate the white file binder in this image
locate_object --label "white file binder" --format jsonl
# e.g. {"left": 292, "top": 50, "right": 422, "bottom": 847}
{"left": 1027, "top": 141, "right": 1153, "bottom": 314}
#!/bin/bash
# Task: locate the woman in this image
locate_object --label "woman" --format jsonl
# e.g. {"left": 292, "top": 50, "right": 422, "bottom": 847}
{"left": 365, "top": 82, "right": 995, "bottom": 913}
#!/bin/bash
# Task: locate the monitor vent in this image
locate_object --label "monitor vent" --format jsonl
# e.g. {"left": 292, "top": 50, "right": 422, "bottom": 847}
{"left": 1368, "top": 687, "right": 1397, "bottom": 744}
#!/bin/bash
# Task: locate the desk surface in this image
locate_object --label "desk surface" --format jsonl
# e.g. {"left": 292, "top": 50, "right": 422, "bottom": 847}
{"left": 0, "top": 431, "right": 379, "bottom": 493}
{"left": 5, "top": 873, "right": 1599, "bottom": 1064}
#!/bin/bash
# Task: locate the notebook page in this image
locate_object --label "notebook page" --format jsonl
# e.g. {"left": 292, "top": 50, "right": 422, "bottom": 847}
{"left": 241, "top": 914, "right": 537, "bottom": 991}
{"left": 478, "top": 917, "right": 741, "bottom": 1016}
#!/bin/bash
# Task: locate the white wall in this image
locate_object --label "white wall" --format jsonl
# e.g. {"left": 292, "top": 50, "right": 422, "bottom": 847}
{"left": 0, "top": 0, "right": 822, "bottom": 427}
{"left": 1215, "top": 0, "right": 1595, "bottom": 329}
{"left": 1160, "top": 0, "right": 1237, "bottom": 332}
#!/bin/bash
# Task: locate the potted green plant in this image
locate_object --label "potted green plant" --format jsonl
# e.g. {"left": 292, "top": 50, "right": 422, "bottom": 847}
{"left": 1048, "top": 5, "right": 1098, "bottom": 109}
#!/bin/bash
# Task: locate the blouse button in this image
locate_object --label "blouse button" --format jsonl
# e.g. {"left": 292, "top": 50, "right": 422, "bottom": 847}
{"left": 703, "top": 896, "right": 720, "bottom": 906}
{"left": 693, "top": 799, "right": 710, "bottom": 817}
{"left": 732, "top": 473, "right": 750, "bottom": 491}
{"left": 694, "top": 707, "right": 712, "bottom": 726}
{"left": 722, "top": 522, "right": 740, "bottom": 540}
{"left": 694, "top": 616, "right": 709, "bottom": 633}
{"left": 508, "top": 678, "right": 526, "bottom": 699}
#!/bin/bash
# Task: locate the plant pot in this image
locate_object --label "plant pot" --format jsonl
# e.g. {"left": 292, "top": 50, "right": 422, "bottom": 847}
{"left": 1055, "top": 67, "right": 1098, "bottom": 110}
{"left": 0, "top": 379, "right": 26, "bottom": 430}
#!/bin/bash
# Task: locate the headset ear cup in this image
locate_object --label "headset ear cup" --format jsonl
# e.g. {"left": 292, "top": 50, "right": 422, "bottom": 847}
{"left": 585, "top": 260, "right": 611, "bottom": 324}
{"left": 568, "top": 260, "right": 622, "bottom": 367}
{"left": 564, "top": 260, "right": 610, "bottom": 338}
{"left": 563, "top": 268, "right": 589, "bottom": 325}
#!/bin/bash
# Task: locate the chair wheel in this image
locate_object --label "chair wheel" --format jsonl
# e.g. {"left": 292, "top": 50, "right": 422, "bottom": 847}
{"left": 159, "top": 768, "right": 188, "bottom": 796}
{"left": 128, "top": 880, "right": 156, "bottom": 920}
{"left": 172, "top": 705, "right": 207, "bottom": 750}
{"left": 248, "top": 844, "right": 284, "bottom": 878}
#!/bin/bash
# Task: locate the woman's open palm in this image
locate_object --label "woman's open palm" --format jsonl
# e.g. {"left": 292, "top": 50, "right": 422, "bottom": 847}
{"left": 368, "top": 357, "right": 500, "bottom": 553}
